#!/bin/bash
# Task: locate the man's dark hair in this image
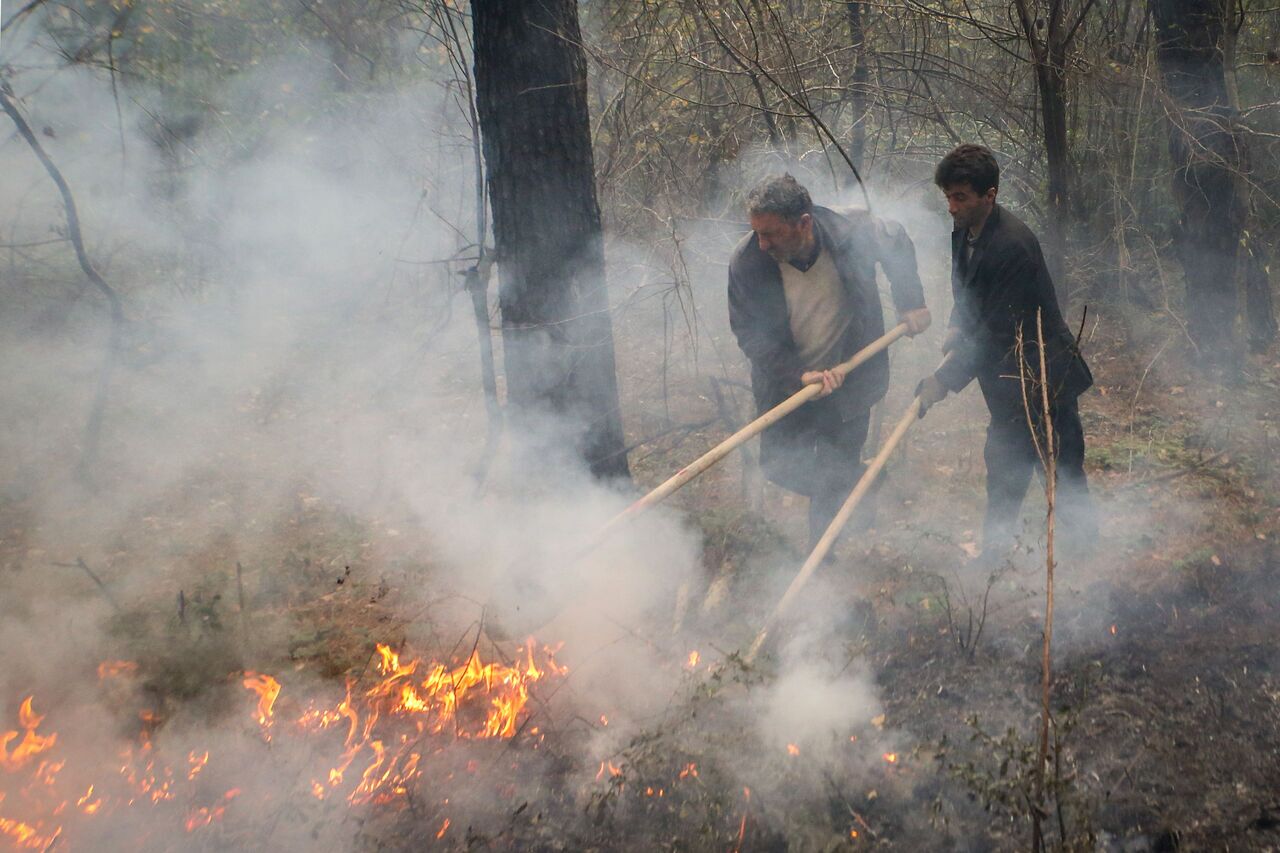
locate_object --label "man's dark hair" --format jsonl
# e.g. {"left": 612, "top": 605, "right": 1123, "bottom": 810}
{"left": 934, "top": 144, "right": 1000, "bottom": 195}
{"left": 746, "top": 173, "right": 813, "bottom": 222}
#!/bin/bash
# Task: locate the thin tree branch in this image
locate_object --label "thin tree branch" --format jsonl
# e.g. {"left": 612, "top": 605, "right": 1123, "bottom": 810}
{"left": 0, "top": 83, "right": 125, "bottom": 480}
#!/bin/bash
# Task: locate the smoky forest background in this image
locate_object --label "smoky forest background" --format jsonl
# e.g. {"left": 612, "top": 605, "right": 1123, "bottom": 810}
{"left": 1, "top": 0, "right": 1279, "bottom": 850}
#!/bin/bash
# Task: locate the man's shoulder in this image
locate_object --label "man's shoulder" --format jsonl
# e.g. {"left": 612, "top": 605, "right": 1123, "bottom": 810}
{"left": 728, "top": 230, "right": 774, "bottom": 287}
{"left": 990, "top": 205, "right": 1040, "bottom": 251}
{"left": 818, "top": 204, "right": 867, "bottom": 238}
{"left": 728, "top": 230, "right": 760, "bottom": 270}
{"left": 825, "top": 205, "right": 909, "bottom": 245}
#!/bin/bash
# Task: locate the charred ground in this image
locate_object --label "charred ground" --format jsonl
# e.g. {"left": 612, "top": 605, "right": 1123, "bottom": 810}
{"left": 3, "top": 293, "right": 1278, "bottom": 851}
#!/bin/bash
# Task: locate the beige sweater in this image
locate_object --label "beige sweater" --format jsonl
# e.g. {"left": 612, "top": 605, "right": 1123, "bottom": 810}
{"left": 780, "top": 247, "right": 852, "bottom": 370}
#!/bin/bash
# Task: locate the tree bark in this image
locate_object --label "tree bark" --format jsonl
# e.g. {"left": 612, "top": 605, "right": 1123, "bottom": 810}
{"left": 1013, "top": 0, "right": 1088, "bottom": 304}
{"left": 845, "top": 0, "right": 869, "bottom": 176}
{"left": 472, "top": 0, "right": 631, "bottom": 481}
{"left": 1149, "top": 0, "right": 1248, "bottom": 370}
{"left": 1036, "top": 56, "right": 1071, "bottom": 301}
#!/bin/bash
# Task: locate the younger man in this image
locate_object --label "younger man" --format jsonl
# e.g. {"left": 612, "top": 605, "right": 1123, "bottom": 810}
{"left": 916, "top": 145, "right": 1096, "bottom": 553}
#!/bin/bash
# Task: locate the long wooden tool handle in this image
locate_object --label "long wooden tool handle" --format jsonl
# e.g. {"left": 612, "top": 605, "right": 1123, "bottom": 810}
{"left": 598, "top": 323, "right": 910, "bottom": 539}
{"left": 745, "top": 395, "right": 922, "bottom": 664}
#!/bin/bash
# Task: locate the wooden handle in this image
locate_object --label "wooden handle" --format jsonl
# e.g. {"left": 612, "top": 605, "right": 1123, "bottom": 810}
{"left": 745, "top": 395, "right": 922, "bottom": 663}
{"left": 599, "top": 323, "right": 910, "bottom": 539}
{"left": 489, "top": 327, "right": 913, "bottom": 648}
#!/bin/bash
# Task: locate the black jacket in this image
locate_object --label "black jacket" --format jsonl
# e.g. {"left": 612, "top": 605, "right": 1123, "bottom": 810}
{"left": 935, "top": 204, "right": 1091, "bottom": 401}
{"left": 728, "top": 206, "right": 926, "bottom": 480}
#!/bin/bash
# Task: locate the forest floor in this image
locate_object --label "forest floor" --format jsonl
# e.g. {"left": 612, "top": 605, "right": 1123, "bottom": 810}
{"left": 2, "top": 298, "right": 1279, "bottom": 851}
{"left": 653, "top": 303, "right": 1280, "bottom": 851}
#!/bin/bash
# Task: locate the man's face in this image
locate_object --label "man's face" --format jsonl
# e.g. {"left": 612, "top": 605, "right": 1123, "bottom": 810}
{"left": 942, "top": 183, "right": 997, "bottom": 232}
{"left": 749, "top": 211, "right": 813, "bottom": 264}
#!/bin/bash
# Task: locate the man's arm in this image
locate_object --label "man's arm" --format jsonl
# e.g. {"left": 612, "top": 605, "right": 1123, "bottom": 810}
{"left": 727, "top": 263, "right": 806, "bottom": 396}
{"left": 935, "top": 242, "right": 1036, "bottom": 392}
{"left": 931, "top": 307, "right": 977, "bottom": 389}
{"left": 872, "top": 217, "right": 929, "bottom": 334}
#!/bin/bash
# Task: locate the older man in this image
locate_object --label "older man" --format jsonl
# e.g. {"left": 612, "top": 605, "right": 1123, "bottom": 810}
{"left": 915, "top": 144, "right": 1096, "bottom": 555}
{"left": 728, "top": 174, "right": 931, "bottom": 547}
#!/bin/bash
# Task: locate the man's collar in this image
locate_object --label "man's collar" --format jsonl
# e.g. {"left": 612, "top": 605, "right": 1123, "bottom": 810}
{"left": 969, "top": 203, "right": 999, "bottom": 242}
{"left": 786, "top": 226, "right": 822, "bottom": 272}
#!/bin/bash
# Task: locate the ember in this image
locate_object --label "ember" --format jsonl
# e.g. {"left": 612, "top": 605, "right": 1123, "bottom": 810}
{"left": 595, "top": 760, "right": 623, "bottom": 781}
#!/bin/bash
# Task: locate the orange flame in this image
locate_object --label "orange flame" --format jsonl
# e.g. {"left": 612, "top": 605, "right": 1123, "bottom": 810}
{"left": 186, "top": 751, "right": 209, "bottom": 782}
{"left": 297, "top": 641, "right": 566, "bottom": 804}
{"left": 242, "top": 673, "right": 281, "bottom": 729}
{"left": 1, "top": 698, "right": 57, "bottom": 772}
{"left": 1, "top": 640, "right": 569, "bottom": 844}
{"left": 96, "top": 661, "right": 138, "bottom": 680}
{"left": 183, "top": 789, "right": 240, "bottom": 833}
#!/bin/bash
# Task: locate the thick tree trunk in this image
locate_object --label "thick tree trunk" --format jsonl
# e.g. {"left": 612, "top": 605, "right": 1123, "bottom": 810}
{"left": 1037, "top": 57, "right": 1071, "bottom": 302}
{"left": 845, "top": 0, "right": 868, "bottom": 176}
{"left": 1013, "top": 0, "right": 1081, "bottom": 304}
{"left": 1149, "top": 0, "right": 1248, "bottom": 370}
{"left": 472, "top": 0, "right": 631, "bottom": 481}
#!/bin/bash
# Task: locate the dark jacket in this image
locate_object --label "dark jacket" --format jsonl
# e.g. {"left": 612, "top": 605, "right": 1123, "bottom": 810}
{"left": 935, "top": 204, "right": 1091, "bottom": 401}
{"left": 728, "top": 206, "right": 926, "bottom": 483}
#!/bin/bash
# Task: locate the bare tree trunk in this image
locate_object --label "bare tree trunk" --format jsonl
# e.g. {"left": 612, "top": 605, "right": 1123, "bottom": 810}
{"left": 1149, "top": 0, "right": 1247, "bottom": 372}
{"left": 845, "top": 0, "right": 869, "bottom": 177}
{"left": 1036, "top": 56, "right": 1071, "bottom": 300}
{"left": 1013, "top": 0, "right": 1095, "bottom": 303}
{"left": 1221, "top": 1, "right": 1277, "bottom": 353}
{"left": 472, "top": 0, "right": 631, "bottom": 481}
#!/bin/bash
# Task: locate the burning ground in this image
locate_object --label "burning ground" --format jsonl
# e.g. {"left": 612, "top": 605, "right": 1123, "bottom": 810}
{"left": 4, "top": 289, "right": 1280, "bottom": 851}
{"left": 0, "top": 48, "right": 1278, "bottom": 853}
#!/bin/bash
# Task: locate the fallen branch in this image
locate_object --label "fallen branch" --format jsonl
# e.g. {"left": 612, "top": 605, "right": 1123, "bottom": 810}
{"left": 1117, "top": 448, "right": 1229, "bottom": 489}
{"left": 52, "top": 557, "right": 123, "bottom": 613}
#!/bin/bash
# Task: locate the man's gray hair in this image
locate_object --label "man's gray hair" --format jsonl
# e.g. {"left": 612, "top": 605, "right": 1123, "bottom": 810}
{"left": 746, "top": 173, "right": 812, "bottom": 222}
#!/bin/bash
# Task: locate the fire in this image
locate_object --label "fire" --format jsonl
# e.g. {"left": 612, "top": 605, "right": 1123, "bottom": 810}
{"left": 186, "top": 751, "right": 209, "bottom": 781}
{"left": 786, "top": 743, "right": 800, "bottom": 756}
{"left": 732, "top": 786, "right": 751, "bottom": 853}
{"left": 183, "top": 789, "right": 240, "bottom": 833}
{"left": 96, "top": 661, "right": 138, "bottom": 680}
{"left": 75, "top": 786, "right": 101, "bottom": 815}
{"left": 0, "top": 639, "right": 568, "bottom": 847}
{"left": 1, "top": 699, "right": 57, "bottom": 772}
{"left": 292, "top": 639, "right": 566, "bottom": 805}
{"left": 242, "top": 672, "right": 281, "bottom": 729}
{"left": 882, "top": 752, "right": 898, "bottom": 764}
{"left": 686, "top": 650, "right": 700, "bottom": 669}
{"left": 678, "top": 762, "right": 697, "bottom": 780}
